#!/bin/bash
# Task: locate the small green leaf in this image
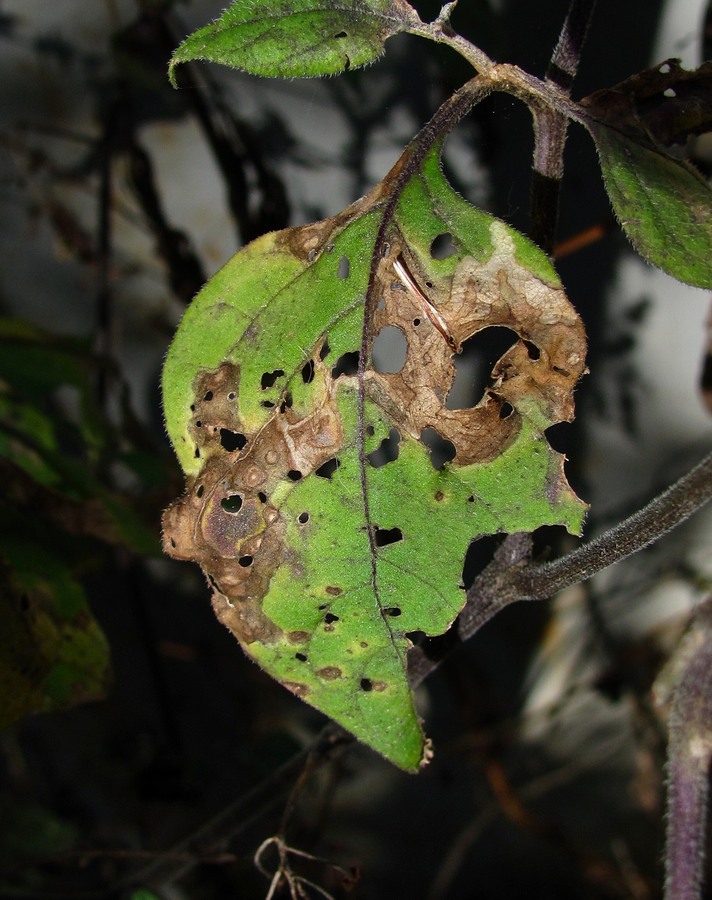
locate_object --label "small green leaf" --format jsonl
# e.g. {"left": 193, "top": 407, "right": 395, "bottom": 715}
{"left": 169, "top": 0, "right": 420, "bottom": 83}
{"left": 587, "top": 123, "right": 712, "bottom": 288}
{"left": 162, "top": 131, "right": 587, "bottom": 771}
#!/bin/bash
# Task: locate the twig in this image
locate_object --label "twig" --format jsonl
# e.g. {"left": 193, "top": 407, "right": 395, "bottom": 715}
{"left": 662, "top": 596, "right": 712, "bottom": 900}
{"left": 409, "top": 450, "right": 712, "bottom": 686}
{"left": 530, "top": 0, "right": 598, "bottom": 252}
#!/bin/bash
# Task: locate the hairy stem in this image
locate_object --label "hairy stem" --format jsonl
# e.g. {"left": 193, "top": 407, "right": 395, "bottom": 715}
{"left": 663, "top": 596, "right": 712, "bottom": 900}
{"left": 409, "top": 450, "right": 712, "bottom": 686}
{"left": 530, "top": 0, "right": 598, "bottom": 251}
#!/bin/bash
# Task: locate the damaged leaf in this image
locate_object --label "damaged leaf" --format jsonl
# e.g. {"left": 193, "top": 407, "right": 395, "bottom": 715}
{"left": 169, "top": 0, "right": 420, "bottom": 84}
{"left": 162, "top": 133, "right": 587, "bottom": 771}
{"left": 581, "top": 61, "right": 712, "bottom": 289}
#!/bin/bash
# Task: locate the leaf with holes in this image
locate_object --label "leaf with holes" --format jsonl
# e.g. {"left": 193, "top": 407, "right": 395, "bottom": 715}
{"left": 162, "top": 121, "right": 587, "bottom": 771}
{"left": 168, "top": 0, "right": 420, "bottom": 84}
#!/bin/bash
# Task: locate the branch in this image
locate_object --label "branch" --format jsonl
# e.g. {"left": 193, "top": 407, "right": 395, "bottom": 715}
{"left": 409, "top": 450, "right": 712, "bottom": 686}
{"left": 530, "top": 0, "right": 598, "bottom": 252}
{"left": 662, "top": 595, "right": 712, "bottom": 900}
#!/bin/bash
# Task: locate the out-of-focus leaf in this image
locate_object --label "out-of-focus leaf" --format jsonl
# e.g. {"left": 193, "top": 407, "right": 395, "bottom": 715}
{"left": 0, "top": 509, "right": 110, "bottom": 730}
{"left": 580, "top": 61, "right": 712, "bottom": 289}
{"left": 583, "top": 59, "right": 712, "bottom": 148}
{"left": 169, "top": 0, "right": 420, "bottom": 83}
{"left": 585, "top": 122, "right": 712, "bottom": 289}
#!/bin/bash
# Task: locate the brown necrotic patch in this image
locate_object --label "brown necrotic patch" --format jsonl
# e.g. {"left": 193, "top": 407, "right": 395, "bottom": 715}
{"left": 163, "top": 358, "right": 345, "bottom": 648}
{"left": 317, "top": 666, "right": 342, "bottom": 680}
{"left": 365, "top": 232, "right": 586, "bottom": 465}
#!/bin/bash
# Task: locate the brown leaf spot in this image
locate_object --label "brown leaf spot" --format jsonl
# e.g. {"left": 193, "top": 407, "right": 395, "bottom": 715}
{"left": 287, "top": 630, "right": 310, "bottom": 644}
{"left": 325, "top": 585, "right": 343, "bottom": 596}
{"left": 317, "top": 666, "right": 342, "bottom": 680}
{"left": 163, "top": 357, "right": 345, "bottom": 648}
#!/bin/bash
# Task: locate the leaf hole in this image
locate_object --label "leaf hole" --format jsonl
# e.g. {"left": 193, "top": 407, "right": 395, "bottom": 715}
{"left": 261, "top": 369, "right": 285, "bottom": 389}
{"left": 203, "top": 391, "right": 213, "bottom": 401}
{"left": 367, "top": 428, "right": 400, "bottom": 468}
{"left": 220, "top": 494, "right": 243, "bottom": 513}
{"left": 337, "top": 255, "right": 350, "bottom": 279}
{"left": 324, "top": 612, "right": 339, "bottom": 624}
{"left": 287, "top": 470, "right": 302, "bottom": 481}
{"left": 374, "top": 526, "right": 403, "bottom": 547}
{"left": 169, "top": 537, "right": 176, "bottom": 548}
{"left": 499, "top": 400, "right": 514, "bottom": 419}
{"left": 360, "top": 678, "right": 373, "bottom": 692}
{"left": 331, "top": 351, "right": 359, "bottom": 378}
{"left": 319, "top": 339, "right": 331, "bottom": 361}
{"left": 228, "top": 391, "right": 236, "bottom": 400}
{"left": 258, "top": 492, "right": 268, "bottom": 503}
{"left": 524, "top": 340, "right": 540, "bottom": 360}
{"left": 664, "top": 87, "right": 676, "bottom": 98}
{"left": 301, "top": 360, "right": 315, "bottom": 384}
{"left": 430, "top": 232, "right": 456, "bottom": 259}
{"left": 297, "top": 512, "right": 310, "bottom": 524}
{"left": 372, "top": 325, "right": 408, "bottom": 374}
{"left": 383, "top": 607, "right": 401, "bottom": 617}
{"left": 419, "top": 428, "right": 456, "bottom": 469}
{"left": 315, "top": 458, "right": 340, "bottom": 479}
{"left": 196, "top": 484, "right": 204, "bottom": 498}
{"left": 365, "top": 424, "right": 375, "bottom": 436}
{"left": 238, "top": 555, "right": 253, "bottom": 567}
{"left": 413, "top": 317, "right": 421, "bottom": 326}
{"left": 295, "top": 652, "right": 308, "bottom": 662}
{"left": 195, "top": 420, "right": 202, "bottom": 428}
{"left": 334, "top": 30, "right": 348, "bottom": 38}
{"left": 220, "top": 429, "right": 247, "bottom": 452}
{"left": 261, "top": 400, "right": 275, "bottom": 408}
{"left": 553, "top": 365, "right": 570, "bottom": 377}
{"left": 194, "top": 447, "right": 201, "bottom": 458}
{"left": 446, "top": 327, "right": 520, "bottom": 410}
{"left": 280, "top": 392, "right": 293, "bottom": 413}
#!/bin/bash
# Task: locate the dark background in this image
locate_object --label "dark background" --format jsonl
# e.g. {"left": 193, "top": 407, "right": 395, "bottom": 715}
{"left": 1, "top": 1, "right": 711, "bottom": 897}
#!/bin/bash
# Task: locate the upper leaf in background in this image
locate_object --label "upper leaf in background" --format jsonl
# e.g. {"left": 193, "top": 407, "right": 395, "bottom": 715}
{"left": 169, "top": 0, "right": 420, "bottom": 82}
{"left": 161, "top": 130, "right": 587, "bottom": 770}
{"left": 581, "top": 61, "right": 712, "bottom": 289}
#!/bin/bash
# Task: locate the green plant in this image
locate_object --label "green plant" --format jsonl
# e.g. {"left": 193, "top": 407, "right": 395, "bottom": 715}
{"left": 158, "top": 0, "right": 712, "bottom": 896}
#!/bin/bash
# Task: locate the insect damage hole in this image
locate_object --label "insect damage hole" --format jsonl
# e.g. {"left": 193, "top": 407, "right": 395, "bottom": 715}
{"left": 261, "top": 369, "right": 285, "bottom": 389}
{"left": 420, "top": 428, "right": 456, "bottom": 469}
{"left": 301, "top": 360, "right": 315, "bottom": 384}
{"left": 221, "top": 494, "right": 243, "bottom": 513}
{"left": 315, "top": 458, "right": 340, "bottom": 479}
{"left": 374, "top": 526, "right": 403, "bottom": 547}
{"left": 446, "top": 327, "right": 520, "bottom": 410}
{"left": 372, "top": 325, "right": 407, "bottom": 374}
{"left": 430, "top": 232, "right": 457, "bottom": 259}
{"left": 337, "top": 255, "right": 350, "bottom": 279}
{"left": 367, "top": 428, "right": 400, "bottom": 468}
{"left": 360, "top": 678, "right": 373, "bottom": 691}
{"left": 220, "top": 429, "right": 247, "bottom": 452}
{"left": 331, "top": 351, "right": 359, "bottom": 378}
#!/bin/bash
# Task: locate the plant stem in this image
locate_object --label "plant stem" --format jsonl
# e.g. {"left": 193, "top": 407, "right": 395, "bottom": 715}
{"left": 663, "top": 596, "right": 712, "bottom": 900}
{"left": 409, "top": 450, "right": 712, "bottom": 686}
{"left": 530, "top": 0, "right": 598, "bottom": 251}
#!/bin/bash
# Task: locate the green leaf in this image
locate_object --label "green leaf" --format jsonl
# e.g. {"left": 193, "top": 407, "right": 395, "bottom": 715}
{"left": 169, "top": 0, "right": 419, "bottom": 83}
{"left": 586, "top": 123, "right": 712, "bottom": 289}
{"left": 0, "top": 507, "right": 111, "bottom": 730}
{"left": 162, "top": 135, "right": 587, "bottom": 771}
